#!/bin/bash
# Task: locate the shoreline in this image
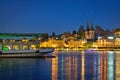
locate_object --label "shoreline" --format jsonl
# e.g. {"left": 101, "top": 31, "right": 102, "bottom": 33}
{"left": 54, "top": 48, "right": 120, "bottom": 51}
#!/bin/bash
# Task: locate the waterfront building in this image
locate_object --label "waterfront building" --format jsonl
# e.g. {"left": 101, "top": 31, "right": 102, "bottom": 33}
{"left": 114, "top": 30, "right": 120, "bottom": 37}
{"left": 115, "top": 36, "right": 120, "bottom": 47}
{"left": 68, "top": 40, "right": 83, "bottom": 48}
{"left": 21, "top": 38, "right": 29, "bottom": 43}
{"left": 113, "top": 30, "right": 120, "bottom": 48}
{"left": 97, "top": 36, "right": 115, "bottom": 48}
{"left": 0, "top": 33, "right": 48, "bottom": 50}
{"left": 61, "top": 32, "right": 71, "bottom": 42}
{"left": 40, "top": 38, "right": 65, "bottom": 48}
{"left": 1, "top": 38, "right": 39, "bottom": 50}
{"left": 40, "top": 37, "right": 86, "bottom": 49}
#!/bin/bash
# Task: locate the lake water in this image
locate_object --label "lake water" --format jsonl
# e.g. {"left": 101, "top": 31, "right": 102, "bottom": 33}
{"left": 0, "top": 51, "right": 120, "bottom": 80}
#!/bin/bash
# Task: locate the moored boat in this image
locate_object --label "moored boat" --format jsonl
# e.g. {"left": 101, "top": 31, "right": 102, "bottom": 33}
{"left": 0, "top": 48, "right": 54, "bottom": 58}
{"left": 38, "top": 48, "right": 55, "bottom": 53}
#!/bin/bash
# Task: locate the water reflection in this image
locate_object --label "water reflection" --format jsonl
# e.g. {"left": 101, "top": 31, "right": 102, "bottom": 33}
{"left": 107, "top": 51, "right": 115, "bottom": 80}
{"left": 52, "top": 57, "right": 58, "bottom": 80}
{"left": 115, "top": 51, "right": 120, "bottom": 80}
{"left": 81, "top": 51, "right": 85, "bottom": 80}
{"left": 51, "top": 51, "right": 119, "bottom": 80}
{"left": 100, "top": 51, "right": 107, "bottom": 80}
{"left": 0, "top": 51, "right": 120, "bottom": 80}
{"left": 0, "top": 58, "right": 52, "bottom": 80}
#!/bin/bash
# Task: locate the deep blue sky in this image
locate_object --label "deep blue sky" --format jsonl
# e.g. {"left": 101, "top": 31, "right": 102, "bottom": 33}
{"left": 0, "top": 0, "right": 120, "bottom": 34}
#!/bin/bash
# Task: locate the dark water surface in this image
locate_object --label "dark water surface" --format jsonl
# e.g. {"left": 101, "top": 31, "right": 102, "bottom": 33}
{"left": 0, "top": 51, "right": 120, "bottom": 80}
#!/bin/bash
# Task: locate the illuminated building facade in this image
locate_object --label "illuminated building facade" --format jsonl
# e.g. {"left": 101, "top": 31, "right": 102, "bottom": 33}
{"left": 0, "top": 33, "right": 47, "bottom": 50}
{"left": 85, "top": 22, "right": 95, "bottom": 40}
{"left": 97, "top": 36, "right": 115, "bottom": 48}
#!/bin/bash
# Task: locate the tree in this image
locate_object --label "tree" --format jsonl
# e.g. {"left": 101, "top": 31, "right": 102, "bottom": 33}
{"left": 95, "top": 25, "right": 104, "bottom": 36}
{"left": 72, "top": 30, "right": 77, "bottom": 35}
{"left": 105, "top": 28, "right": 111, "bottom": 35}
{"left": 112, "top": 28, "right": 120, "bottom": 32}
{"left": 0, "top": 39, "right": 2, "bottom": 42}
{"left": 52, "top": 32, "right": 56, "bottom": 37}
{"left": 77, "top": 25, "right": 85, "bottom": 39}
{"left": 42, "top": 33, "right": 49, "bottom": 41}
{"left": 64, "top": 32, "right": 71, "bottom": 36}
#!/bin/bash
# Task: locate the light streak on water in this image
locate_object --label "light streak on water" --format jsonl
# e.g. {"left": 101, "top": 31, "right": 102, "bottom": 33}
{"left": 107, "top": 51, "right": 114, "bottom": 80}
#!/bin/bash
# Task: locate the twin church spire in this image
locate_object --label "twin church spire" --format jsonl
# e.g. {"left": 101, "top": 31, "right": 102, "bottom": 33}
{"left": 86, "top": 20, "right": 94, "bottom": 31}
{"left": 85, "top": 20, "right": 95, "bottom": 40}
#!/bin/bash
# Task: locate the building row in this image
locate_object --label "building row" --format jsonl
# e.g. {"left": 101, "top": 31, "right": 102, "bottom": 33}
{"left": 0, "top": 28, "right": 120, "bottom": 49}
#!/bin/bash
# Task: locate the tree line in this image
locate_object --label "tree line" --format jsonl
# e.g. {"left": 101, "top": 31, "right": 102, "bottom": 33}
{"left": 51, "top": 25, "right": 120, "bottom": 39}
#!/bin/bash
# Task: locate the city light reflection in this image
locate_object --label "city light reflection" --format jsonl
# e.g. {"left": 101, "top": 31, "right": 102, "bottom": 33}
{"left": 81, "top": 51, "right": 85, "bottom": 80}
{"left": 115, "top": 51, "right": 120, "bottom": 80}
{"left": 107, "top": 51, "right": 114, "bottom": 80}
{"left": 51, "top": 51, "right": 119, "bottom": 80}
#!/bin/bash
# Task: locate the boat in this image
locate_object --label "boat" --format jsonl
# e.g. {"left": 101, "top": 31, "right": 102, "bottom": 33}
{"left": 0, "top": 48, "right": 54, "bottom": 58}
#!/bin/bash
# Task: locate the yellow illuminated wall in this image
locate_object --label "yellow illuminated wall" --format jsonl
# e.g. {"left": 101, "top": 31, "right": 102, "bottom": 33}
{"left": 23, "top": 45, "right": 28, "bottom": 49}
{"left": 30, "top": 44, "right": 36, "bottom": 50}
{"left": 12, "top": 45, "right": 19, "bottom": 50}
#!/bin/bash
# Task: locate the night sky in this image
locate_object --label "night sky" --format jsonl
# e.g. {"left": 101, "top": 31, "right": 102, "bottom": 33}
{"left": 0, "top": 0, "right": 120, "bottom": 34}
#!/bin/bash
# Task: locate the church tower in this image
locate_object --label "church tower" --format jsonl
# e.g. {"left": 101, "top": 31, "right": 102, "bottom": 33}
{"left": 85, "top": 20, "right": 90, "bottom": 39}
{"left": 89, "top": 22, "right": 95, "bottom": 40}
{"left": 85, "top": 20, "right": 95, "bottom": 40}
